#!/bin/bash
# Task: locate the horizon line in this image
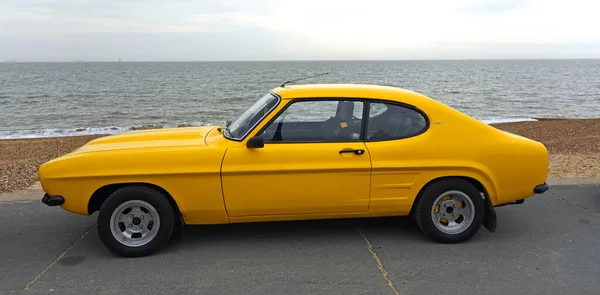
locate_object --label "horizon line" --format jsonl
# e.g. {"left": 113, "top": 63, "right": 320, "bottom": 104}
{"left": 4, "top": 57, "right": 600, "bottom": 63}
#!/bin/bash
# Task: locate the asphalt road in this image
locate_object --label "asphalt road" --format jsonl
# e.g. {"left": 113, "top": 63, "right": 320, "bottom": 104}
{"left": 1, "top": 185, "right": 599, "bottom": 295}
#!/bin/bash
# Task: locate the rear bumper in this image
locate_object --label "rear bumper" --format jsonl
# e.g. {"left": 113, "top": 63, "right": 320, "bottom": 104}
{"left": 494, "top": 182, "right": 549, "bottom": 208}
{"left": 41, "top": 194, "right": 64, "bottom": 207}
{"left": 534, "top": 182, "right": 549, "bottom": 194}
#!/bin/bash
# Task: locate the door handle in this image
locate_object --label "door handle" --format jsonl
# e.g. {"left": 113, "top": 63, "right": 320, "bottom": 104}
{"left": 339, "top": 148, "right": 365, "bottom": 155}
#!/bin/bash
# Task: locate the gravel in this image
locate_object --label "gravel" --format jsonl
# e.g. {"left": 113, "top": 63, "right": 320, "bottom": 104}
{"left": 491, "top": 118, "right": 600, "bottom": 154}
{"left": 0, "top": 135, "right": 105, "bottom": 193}
{"left": 492, "top": 118, "right": 600, "bottom": 178}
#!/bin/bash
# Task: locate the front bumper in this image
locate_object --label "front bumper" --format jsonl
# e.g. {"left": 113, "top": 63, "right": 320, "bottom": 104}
{"left": 41, "top": 194, "right": 64, "bottom": 206}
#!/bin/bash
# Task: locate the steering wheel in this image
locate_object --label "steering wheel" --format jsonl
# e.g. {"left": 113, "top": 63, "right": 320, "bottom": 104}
{"left": 258, "top": 121, "right": 283, "bottom": 142}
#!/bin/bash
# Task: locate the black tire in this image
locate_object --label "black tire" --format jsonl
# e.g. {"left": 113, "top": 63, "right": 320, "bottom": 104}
{"left": 97, "top": 186, "right": 176, "bottom": 257}
{"left": 413, "top": 178, "right": 485, "bottom": 243}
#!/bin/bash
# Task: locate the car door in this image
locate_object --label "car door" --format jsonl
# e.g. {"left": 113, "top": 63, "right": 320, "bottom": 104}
{"left": 363, "top": 100, "right": 430, "bottom": 214}
{"left": 221, "top": 99, "right": 371, "bottom": 217}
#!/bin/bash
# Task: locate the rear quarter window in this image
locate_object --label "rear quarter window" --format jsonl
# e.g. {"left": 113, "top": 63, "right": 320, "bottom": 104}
{"left": 366, "top": 102, "right": 428, "bottom": 141}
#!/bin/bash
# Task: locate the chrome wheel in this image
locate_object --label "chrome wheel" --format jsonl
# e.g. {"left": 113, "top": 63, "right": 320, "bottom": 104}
{"left": 430, "top": 190, "right": 475, "bottom": 235}
{"left": 110, "top": 200, "right": 161, "bottom": 247}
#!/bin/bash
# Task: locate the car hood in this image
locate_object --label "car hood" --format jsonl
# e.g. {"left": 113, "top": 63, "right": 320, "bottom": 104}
{"left": 71, "top": 126, "right": 218, "bottom": 155}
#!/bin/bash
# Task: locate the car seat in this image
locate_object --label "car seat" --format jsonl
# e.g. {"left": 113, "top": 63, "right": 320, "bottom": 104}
{"left": 320, "top": 101, "right": 357, "bottom": 141}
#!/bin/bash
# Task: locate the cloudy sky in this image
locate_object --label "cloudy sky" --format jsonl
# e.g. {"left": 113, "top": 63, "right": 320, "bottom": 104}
{"left": 1, "top": 0, "right": 599, "bottom": 61}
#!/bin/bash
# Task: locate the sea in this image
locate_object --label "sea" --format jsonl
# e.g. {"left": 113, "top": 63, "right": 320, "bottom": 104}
{"left": 1, "top": 59, "right": 599, "bottom": 139}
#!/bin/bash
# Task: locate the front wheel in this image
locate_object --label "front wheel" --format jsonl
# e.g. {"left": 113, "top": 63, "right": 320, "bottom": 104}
{"left": 97, "top": 186, "right": 176, "bottom": 257}
{"left": 413, "top": 178, "right": 485, "bottom": 243}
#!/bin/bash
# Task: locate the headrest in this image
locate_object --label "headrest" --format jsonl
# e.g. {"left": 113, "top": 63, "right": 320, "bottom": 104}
{"left": 336, "top": 101, "right": 354, "bottom": 119}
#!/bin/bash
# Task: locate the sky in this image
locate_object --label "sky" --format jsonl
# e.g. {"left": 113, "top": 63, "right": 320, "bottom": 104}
{"left": 1, "top": 0, "right": 599, "bottom": 61}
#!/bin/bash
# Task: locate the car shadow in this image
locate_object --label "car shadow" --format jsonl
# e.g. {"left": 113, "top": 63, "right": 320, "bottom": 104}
{"left": 86, "top": 209, "right": 535, "bottom": 258}
{"left": 162, "top": 216, "right": 427, "bottom": 252}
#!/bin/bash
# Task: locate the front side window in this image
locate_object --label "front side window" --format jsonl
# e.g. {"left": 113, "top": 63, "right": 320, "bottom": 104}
{"left": 366, "top": 102, "right": 427, "bottom": 141}
{"left": 224, "top": 92, "right": 280, "bottom": 140}
{"left": 257, "top": 99, "right": 364, "bottom": 143}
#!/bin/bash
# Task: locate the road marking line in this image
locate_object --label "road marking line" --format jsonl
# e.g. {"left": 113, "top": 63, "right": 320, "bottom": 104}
{"left": 357, "top": 227, "right": 400, "bottom": 295}
{"left": 549, "top": 191, "right": 600, "bottom": 218}
{"left": 3, "top": 223, "right": 97, "bottom": 293}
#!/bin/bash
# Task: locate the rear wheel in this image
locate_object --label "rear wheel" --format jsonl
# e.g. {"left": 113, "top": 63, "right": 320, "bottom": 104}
{"left": 97, "top": 186, "right": 176, "bottom": 257}
{"left": 413, "top": 178, "right": 484, "bottom": 243}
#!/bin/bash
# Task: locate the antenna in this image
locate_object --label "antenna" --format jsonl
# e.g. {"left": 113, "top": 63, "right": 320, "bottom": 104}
{"left": 280, "top": 72, "right": 329, "bottom": 87}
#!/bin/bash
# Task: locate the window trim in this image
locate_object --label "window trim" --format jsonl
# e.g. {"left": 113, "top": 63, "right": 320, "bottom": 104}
{"left": 363, "top": 99, "right": 430, "bottom": 142}
{"left": 224, "top": 91, "right": 282, "bottom": 142}
{"left": 254, "top": 97, "right": 368, "bottom": 144}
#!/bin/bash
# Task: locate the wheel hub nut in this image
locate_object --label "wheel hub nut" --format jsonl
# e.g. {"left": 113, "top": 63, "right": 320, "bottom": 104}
{"left": 132, "top": 217, "right": 142, "bottom": 225}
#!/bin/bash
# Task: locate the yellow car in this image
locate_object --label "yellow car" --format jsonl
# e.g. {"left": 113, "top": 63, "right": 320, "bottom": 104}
{"left": 38, "top": 83, "right": 549, "bottom": 257}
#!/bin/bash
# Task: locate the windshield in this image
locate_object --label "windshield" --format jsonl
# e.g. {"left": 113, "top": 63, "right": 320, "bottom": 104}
{"left": 224, "top": 92, "right": 280, "bottom": 140}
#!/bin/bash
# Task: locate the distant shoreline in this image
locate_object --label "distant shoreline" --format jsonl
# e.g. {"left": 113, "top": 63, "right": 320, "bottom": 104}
{"left": 0, "top": 117, "right": 597, "bottom": 142}
{"left": 1, "top": 118, "right": 598, "bottom": 193}
{"left": 1, "top": 117, "right": 599, "bottom": 141}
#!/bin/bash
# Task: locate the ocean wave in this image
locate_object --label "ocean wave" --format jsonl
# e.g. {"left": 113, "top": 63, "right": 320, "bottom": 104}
{"left": 0, "top": 122, "right": 217, "bottom": 139}
{"left": 477, "top": 117, "right": 538, "bottom": 124}
{"left": 0, "top": 118, "right": 537, "bottom": 139}
{"left": 63, "top": 93, "right": 98, "bottom": 98}
{"left": 0, "top": 127, "right": 127, "bottom": 139}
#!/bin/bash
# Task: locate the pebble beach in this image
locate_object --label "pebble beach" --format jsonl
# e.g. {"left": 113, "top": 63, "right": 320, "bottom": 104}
{"left": 1, "top": 119, "right": 599, "bottom": 193}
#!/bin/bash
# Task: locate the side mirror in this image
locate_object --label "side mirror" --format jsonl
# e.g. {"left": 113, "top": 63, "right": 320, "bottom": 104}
{"left": 246, "top": 136, "right": 264, "bottom": 148}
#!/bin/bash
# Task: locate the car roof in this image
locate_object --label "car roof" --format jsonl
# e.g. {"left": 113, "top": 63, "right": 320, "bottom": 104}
{"left": 270, "top": 83, "right": 432, "bottom": 103}
{"left": 269, "top": 83, "right": 494, "bottom": 132}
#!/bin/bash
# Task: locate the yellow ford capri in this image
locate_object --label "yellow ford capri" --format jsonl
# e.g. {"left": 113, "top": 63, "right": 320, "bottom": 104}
{"left": 38, "top": 84, "right": 549, "bottom": 257}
